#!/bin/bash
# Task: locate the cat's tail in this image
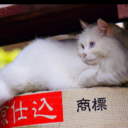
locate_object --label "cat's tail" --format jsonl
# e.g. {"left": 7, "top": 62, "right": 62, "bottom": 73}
{"left": 0, "top": 77, "right": 15, "bottom": 106}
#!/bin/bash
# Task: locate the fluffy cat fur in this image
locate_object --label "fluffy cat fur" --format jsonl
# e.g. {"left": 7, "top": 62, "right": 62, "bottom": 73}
{"left": 0, "top": 18, "right": 128, "bottom": 106}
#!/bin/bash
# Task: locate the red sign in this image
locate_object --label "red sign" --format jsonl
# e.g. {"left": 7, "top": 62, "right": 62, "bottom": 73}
{"left": 0, "top": 91, "right": 63, "bottom": 127}
{"left": 117, "top": 4, "right": 128, "bottom": 19}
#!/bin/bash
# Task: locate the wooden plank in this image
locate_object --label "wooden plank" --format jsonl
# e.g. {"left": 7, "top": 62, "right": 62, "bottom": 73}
{"left": 0, "top": 4, "right": 127, "bottom": 46}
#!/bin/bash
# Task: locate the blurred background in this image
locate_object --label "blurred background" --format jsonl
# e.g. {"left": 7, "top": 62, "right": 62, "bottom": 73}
{"left": 0, "top": 22, "right": 125, "bottom": 69}
{"left": 0, "top": 4, "right": 127, "bottom": 69}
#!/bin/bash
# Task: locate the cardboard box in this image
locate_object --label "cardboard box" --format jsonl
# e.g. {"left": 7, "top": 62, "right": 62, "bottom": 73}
{"left": 0, "top": 87, "right": 128, "bottom": 128}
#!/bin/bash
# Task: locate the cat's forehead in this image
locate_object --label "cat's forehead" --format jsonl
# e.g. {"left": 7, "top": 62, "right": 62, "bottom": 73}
{"left": 88, "top": 23, "right": 97, "bottom": 28}
{"left": 79, "top": 25, "right": 100, "bottom": 43}
{"left": 85, "top": 25, "right": 98, "bottom": 35}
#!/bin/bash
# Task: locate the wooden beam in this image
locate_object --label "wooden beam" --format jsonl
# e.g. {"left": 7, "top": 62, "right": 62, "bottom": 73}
{"left": 0, "top": 4, "right": 127, "bottom": 46}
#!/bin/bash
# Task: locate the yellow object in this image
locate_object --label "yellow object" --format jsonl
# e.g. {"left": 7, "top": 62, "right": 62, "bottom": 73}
{"left": 0, "top": 47, "right": 6, "bottom": 62}
{"left": 0, "top": 47, "right": 21, "bottom": 69}
{"left": 0, "top": 61, "right": 7, "bottom": 69}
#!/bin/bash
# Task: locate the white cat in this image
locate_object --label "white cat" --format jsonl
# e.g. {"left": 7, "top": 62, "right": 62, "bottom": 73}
{"left": 0, "top": 18, "right": 128, "bottom": 106}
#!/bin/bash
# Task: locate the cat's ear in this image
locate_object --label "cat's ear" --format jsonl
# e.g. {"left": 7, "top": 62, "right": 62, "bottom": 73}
{"left": 97, "top": 18, "right": 111, "bottom": 36}
{"left": 80, "top": 19, "right": 89, "bottom": 28}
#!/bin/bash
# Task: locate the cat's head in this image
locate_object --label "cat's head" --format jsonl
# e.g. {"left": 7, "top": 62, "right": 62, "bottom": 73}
{"left": 77, "top": 18, "right": 127, "bottom": 66}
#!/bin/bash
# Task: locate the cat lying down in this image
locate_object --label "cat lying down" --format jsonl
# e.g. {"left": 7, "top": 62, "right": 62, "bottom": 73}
{"left": 0, "top": 18, "right": 128, "bottom": 106}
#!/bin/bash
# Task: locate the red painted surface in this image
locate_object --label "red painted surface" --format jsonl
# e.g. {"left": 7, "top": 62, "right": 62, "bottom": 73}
{"left": 0, "top": 91, "right": 63, "bottom": 127}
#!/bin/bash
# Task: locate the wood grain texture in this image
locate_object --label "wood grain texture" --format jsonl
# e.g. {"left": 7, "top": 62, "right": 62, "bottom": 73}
{"left": 0, "top": 4, "right": 127, "bottom": 46}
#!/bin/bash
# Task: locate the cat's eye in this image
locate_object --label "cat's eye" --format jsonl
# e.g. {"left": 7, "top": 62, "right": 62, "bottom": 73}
{"left": 81, "top": 43, "right": 84, "bottom": 49}
{"left": 90, "top": 42, "right": 95, "bottom": 48}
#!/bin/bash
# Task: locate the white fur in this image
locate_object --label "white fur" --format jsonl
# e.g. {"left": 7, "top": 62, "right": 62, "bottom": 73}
{"left": 0, "top": 23, "right": 128, "bottom": 106}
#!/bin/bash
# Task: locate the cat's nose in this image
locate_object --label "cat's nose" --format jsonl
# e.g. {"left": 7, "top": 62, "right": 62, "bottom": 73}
{"left": 83, "top": 53, "right": 87, "bottom": 58}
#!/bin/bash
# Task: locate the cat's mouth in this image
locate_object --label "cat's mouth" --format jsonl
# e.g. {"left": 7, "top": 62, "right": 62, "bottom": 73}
{"left": 86, "top": 58, "right": 96, "bottom": 61}
{"left": 85, "top": 56, "right": 99, "bottom": 64}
